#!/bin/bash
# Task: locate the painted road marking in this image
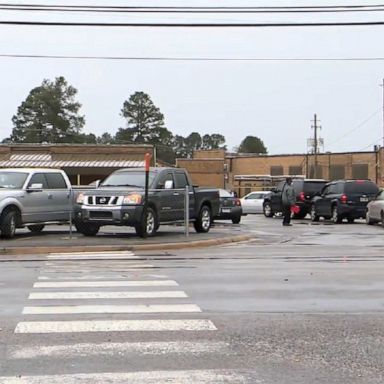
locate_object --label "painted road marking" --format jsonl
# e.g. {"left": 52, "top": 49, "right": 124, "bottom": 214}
{"left": 47, "top": 255, "right": 140, "bottom": 260}
{"left": 23, "top": 304, "right": 201, "bottom": 314}
{"left": 34, "top": 280, "right": 178, "bottom": 288}
{"left": 7, "top": 341, "right": 230, "bottom": 359}
{"left": 29, "top": 291, "right": 188, "bottom": 299}
{"left": 15, "top": 319, "right": 217, "bottom": 333}
{"left": 0, "top": 370, "right": 248, "bottom": 384}
{"left": 37, "top": 275, "right": 157, "bottom": 280}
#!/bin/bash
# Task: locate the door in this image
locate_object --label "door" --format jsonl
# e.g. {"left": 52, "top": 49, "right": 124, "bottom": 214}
{"left": 174, "top": 171, "right": 192, "bottom": 220}
{"left": 22, "top": 173, "right": 50, "bottom": 223}
{"left": 45, "top": 172, "right": 71, "bottom": 222}
{"left": 154, "top": 171, "right": 178, "bottom": 222}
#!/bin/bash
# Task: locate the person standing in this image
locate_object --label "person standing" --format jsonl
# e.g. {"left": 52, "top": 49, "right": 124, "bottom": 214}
{"left": 281, "top": 177, "right": 296, "bottom": 226}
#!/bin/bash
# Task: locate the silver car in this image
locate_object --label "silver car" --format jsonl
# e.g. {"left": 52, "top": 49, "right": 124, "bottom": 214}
{"left": 366, "top": 190, "right": 384, "bottom": 227}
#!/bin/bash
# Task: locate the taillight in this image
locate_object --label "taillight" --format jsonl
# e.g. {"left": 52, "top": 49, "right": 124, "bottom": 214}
{"left": 299, "top": 192, "right": 305, "bottom": 201}
{"left": 235, "top": 198, "right": 241, "bottom": 206}
{"left": 340, "top": 194, "right": 348, "bottom": 204}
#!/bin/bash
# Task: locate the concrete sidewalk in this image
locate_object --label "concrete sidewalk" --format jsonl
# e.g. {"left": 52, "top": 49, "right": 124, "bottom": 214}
{"left": 0, "top": 224, "right": 253, "bottom": 258}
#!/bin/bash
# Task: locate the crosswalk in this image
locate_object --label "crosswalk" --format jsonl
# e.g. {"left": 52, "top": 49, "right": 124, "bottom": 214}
{"left": 2, "top": 251, "right": 250, "bottom": 383}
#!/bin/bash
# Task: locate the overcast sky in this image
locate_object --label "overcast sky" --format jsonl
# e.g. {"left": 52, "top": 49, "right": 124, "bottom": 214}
{"left": 1, "top": 0, "right": 384, "bottom": 154}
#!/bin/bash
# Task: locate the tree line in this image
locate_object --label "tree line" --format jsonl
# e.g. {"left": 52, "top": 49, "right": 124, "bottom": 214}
{"left": 2, "top": 76, "right": 267, "bottom": 164}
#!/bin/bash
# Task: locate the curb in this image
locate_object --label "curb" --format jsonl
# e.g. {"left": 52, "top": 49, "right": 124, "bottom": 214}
{"left": 0, "top": 234, "right": 253, "bottom": 258}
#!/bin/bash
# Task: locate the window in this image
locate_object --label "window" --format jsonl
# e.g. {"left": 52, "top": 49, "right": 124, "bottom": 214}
{"left": 329, "top": 165, "right": 345, "bottom": 180}
{"left": 270, "top": 166, "right": 283, "bottom": 176}
{"left": 288, "top": 166, "right": 303, "bottom": 176}
{"left": 174, "top": 172, "right": 189, "bottom": 189}
{"left": 328, "top": 183, "right": 339, "bottom": 194}
{"left": 352, "top": 164, "right": 368, "bottom": 179}
{"left": 156, "top": 172, "right": 175, "bottom": 189}
{"left": 45, "top": 173, "right": 67, "bottom": 189}
{"left": 28, "top": 173, "right": 48, "bottom": 188}
{"left": 309, "top": 165, "right": 323, "bottom": 178}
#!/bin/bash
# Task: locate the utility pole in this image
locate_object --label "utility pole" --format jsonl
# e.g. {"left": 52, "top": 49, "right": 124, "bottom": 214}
{"left": 312, "top": 114, "right": 319, "bottom": 178}
{"left": 382, "top": 78, "right": 384, "bottom": 149}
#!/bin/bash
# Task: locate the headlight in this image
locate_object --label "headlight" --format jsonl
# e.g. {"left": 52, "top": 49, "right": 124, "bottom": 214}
{"left": 123, "top": 193, "right": 142, "bottom": 205}
{"left": 76, "top": 193, "right": 85, "bottom": 204}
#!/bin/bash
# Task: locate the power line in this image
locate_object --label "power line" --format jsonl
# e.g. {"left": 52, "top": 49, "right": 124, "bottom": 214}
{"left": 327, "top": 109, "right": 382, "bottom": 148}
{"left": 1, "top": 3, "right": 384, "bottom": 10}
{"left": 2, "top": 4, "right": 384, "bottom": 13}
{"left": 1, "top": 54, "right": 384, "bottom": 61}
{"left": 1, "top": 20, "right": 384, "bottom": 27}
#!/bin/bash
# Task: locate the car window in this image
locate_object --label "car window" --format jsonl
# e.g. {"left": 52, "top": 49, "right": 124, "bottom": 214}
{"left": 344, "top": 181, "right": 379, "bottom": 194}
{"left": 376, "top": 190, "right": 384, "bottom": 200}
{"left": 321, "top": 185, "right": 330, "bottom": 195}
{"left": 156, "top": 172, "right": 174, "bottom": 189}
{"left": 303, "top": 182, "right": 327, "bottom": 194}
{"left": 174, "top": 172, "right": 189, "bottom": 189}
{"left": 45, "top": 173, "right": 67, "bottom": 189}
{"left": 219, "top": 189, "right": 232, "bottom": 197}
{"left": 245, "top": 193, "right": 257, "bottom": 199}
{"left": 0, "top": 172, "right": 28, "bottom": 189}
{"left": 28, "top": 173, "right": 48, "bottom": 189}
{"left": 276, "top": 181, "right": 285, "bottom": 191}
{"left": 328, "top": 184, "right": 339, "bottom": 194}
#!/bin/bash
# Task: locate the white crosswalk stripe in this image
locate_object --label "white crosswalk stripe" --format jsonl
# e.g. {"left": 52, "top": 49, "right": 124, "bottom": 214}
{"left": 6, "top": 251, "right": 248, "bottom": 382}
{"left": 22, "top": 304, "right": 201, "bottom": 314}
{"left": 34, "top": 280, "right": 178, "bottom": 288}
{"left": 29, "top": 291, "right": 188, "bottom": 299}
{"left": 0, "top": 369, "right": 249, "bottom": 384}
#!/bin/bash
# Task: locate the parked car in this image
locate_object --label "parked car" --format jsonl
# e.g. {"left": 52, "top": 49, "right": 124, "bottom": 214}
{"left": 74, "top": 167, "right": 220, "bottom": 237}
{"left": 310, "top": 179, "right": 379, "bottom": 223}
{"left": 214, "top": 189, "right": 242, "bottom": 223}
{"left": 0, "top": 168, "right": 80, "bottom": 238}
{"left": 366, "top": 189, "right": 384, "bottom": 227}
{"left": 240, "top": 191, "right": 271, "bottom": 214}
{"left": 263, "top": 179, "right": 327, "bottom": 219}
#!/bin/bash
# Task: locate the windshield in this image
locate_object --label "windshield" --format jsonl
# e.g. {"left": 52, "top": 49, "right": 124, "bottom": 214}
{"left": 0, "top": 172, "right": 28, "bottom": 189}
{"left": 101, "top": 171, "right": 155, "bottom": 188}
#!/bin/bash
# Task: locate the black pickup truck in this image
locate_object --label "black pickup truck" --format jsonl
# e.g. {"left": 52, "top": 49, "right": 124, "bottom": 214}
{"left": 74, "top": 167, "right": 220, "bottom": 237}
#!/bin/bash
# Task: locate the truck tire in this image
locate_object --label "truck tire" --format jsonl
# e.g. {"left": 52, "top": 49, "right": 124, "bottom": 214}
{"left": 135, "top": 207, "right": 158, "bottom": 238}
{"left": 75, "top": 222, "right": 100, "bottom": 236}
{"left": 194, "top": 205, "right": 211, "bottom": 233}
{"left": 27, "top": 224, "right": 45, "bottom": 233}
{"left": 1, "top": 209, "right": 18, "bottom": 239}
{"left": 263, "top": 202, "right": 273, "bottom": 218}
{"left": 232, "top": 215, "right": 241, "bottom": 224}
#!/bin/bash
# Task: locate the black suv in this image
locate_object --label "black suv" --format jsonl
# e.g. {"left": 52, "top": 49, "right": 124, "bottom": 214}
{"left": 310, "top": 179, "right": 379, "bottom": 223}
{"left": 263, "top": 179, "right": 327, "bottom": 219}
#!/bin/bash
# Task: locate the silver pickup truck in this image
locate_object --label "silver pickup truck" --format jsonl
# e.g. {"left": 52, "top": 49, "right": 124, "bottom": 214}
{"left": 74, "top": 167, "right": 220, "bottom": 237}
{"left": 0, "top": 168, "right": 75, "bottom": 238}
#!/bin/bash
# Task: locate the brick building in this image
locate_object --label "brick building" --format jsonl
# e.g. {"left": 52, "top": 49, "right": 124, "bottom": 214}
{"left": 177, "top": 148, "right": 384, "bottom": 197}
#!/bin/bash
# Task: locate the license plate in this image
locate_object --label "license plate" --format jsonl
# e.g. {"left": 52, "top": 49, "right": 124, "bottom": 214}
{"left": 360, "top": 197, "right": 368, "bottom": 202}
{"left": 221, "top": 208, "right": 231, "bottom": 213}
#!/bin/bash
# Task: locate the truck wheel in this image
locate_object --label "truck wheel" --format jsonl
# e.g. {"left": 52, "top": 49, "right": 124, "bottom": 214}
{"left": 232, "top": 215, "right": 241, "bottom": 224}
{"left": 194, "top": 205, "right": 211, "bottom": 233}
{"left": 1, "top": 210, "right": 18, "bottom": 239}
{"left": 27, "top": 224, "right": 45, "bottom": 233}
{"left": 263, "top": 202, "right": 273, "bottom": 218}
{"left": 75, "top": 222, "right": 100, "bottom": 236}
{"left": 135, "top": 207, "right": 158, "bottom": 238}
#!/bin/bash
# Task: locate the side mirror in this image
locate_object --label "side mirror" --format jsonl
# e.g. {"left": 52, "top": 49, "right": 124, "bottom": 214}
{"left": 164, "top": 180, "right": 173, "bottom": 189}
{"left": 95, "top": 180, "right": 101, "bottom": 188}
{"left": 27, "top": 183, "right": 43, "bottom": 192}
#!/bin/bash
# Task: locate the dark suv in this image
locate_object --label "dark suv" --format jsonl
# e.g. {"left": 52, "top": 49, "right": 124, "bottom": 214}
{"left": 310, "top": 179, "right": 379, "bottom": 223}
{"left": 263, "top": 179, "right": 327, "bottom": 219}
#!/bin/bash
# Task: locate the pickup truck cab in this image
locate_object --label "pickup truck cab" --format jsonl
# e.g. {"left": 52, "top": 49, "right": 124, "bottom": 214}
{"left": 74, "top": 167, "right": 220, "bottom": 237}
{"left": 0, "top": 168, "right": 74, "bottom": 238}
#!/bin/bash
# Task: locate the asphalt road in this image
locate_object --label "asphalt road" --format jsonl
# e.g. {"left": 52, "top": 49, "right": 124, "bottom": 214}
{"left": 0, "top": 215, "right": 384, "bottom": 383}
